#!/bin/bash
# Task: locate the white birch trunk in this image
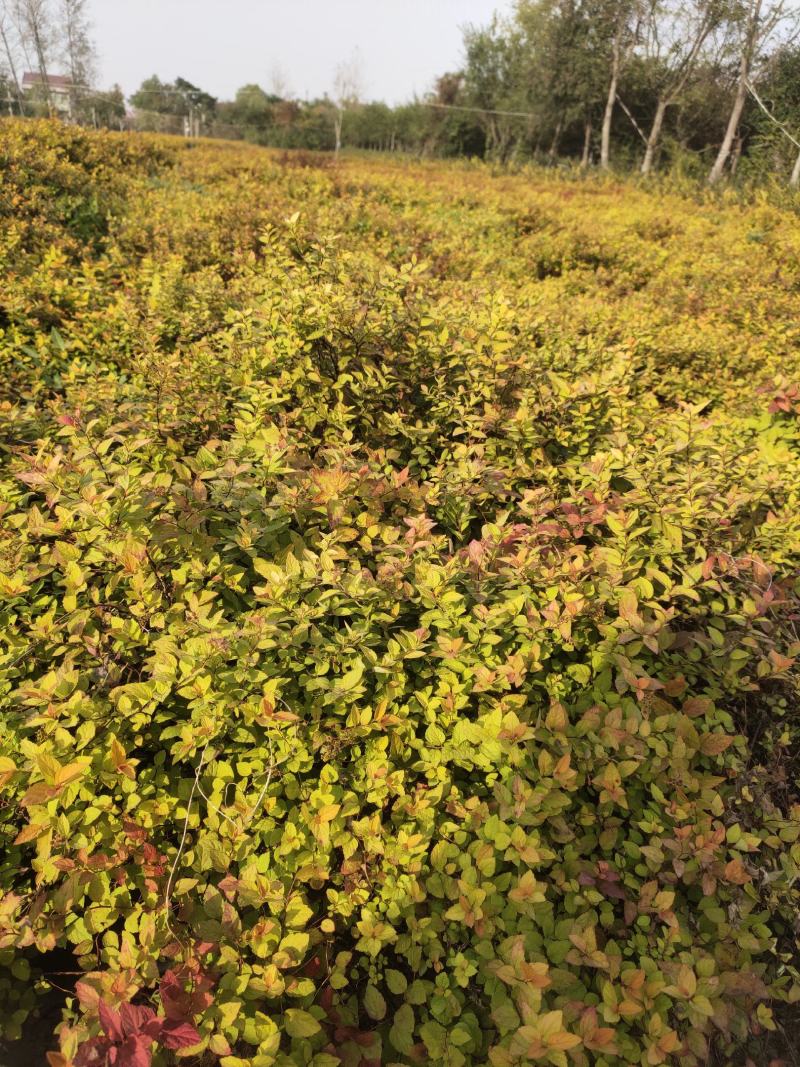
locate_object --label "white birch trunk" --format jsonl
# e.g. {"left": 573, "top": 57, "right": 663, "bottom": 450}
{"left": 708, "top": 0, "right": 762, "bottom": 184}
{"left": 581, "top": 121, "right": 592, "bottom": 168}
{"left": 600, "top": 36, "right": 621, "bottom": 170}
{"left": 641, "top": 97, "right": 668, "bottom": 174}
{"left": 790, "top": 145, "right": 800, "bottom": 187}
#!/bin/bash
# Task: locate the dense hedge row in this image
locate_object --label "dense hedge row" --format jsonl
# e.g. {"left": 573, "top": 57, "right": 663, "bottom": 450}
{"left": 1, "top": 121, "right": 799, "bottom": 1067}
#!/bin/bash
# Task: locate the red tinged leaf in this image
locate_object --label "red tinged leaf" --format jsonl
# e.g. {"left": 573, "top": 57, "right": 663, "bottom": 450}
{"left": 13, "top": 821, "right": 49, "bottom": 845}
{"left": 701, "top": 555, "right": 716, "bottom": 579}
{"left": 768, "top": 650, "right": 795, "bottom": 673}
{"left": 724, "top": 857, "right": 751, "bottom": 885}
{"left": 682, "top": 696, "right": 712, "bottom": 718}
{"left": 664, "top": 675, "right": 687, "bottom": 697}
{"left": 334, "top": 1027, "right": 376, "bottom": 1047}
{"left": 159, "top": 1019, "right": 201, "bottom": 1050}
{"left": 98, "top": 1001, "right": 124, "bottom": 1043}
{"left": 467, "top": 539, "right": 485, "bottom": 565}
{"left": 116, "top": 1035, "right": 153, "bottom": 1067}
{"left": 699, "top": 733, "right": 734, "bottom": 756}
{"left": 217, "top": 873, "right": 240, "bottom": 900}
{"left": 141, "top": 843, "right": 162, "bottom": 866}
{"left": 119, "top": 1002, "right": 158, "bottom": 1038}
{"left": 74, "top": 1038, "right": 113, "bottom": 1067}
{"left": 589, "top": 1028, "right": 618, "bottom": 1050}
{"left": 353, "top": 1030, "right": 377, "bottom": 1047}
{"left": 158, "top": 971, "right": 184, "bottom": 1019}
{"left": 21, "top": 782, "right": 60, "bottom": 808}
{"left": 319, "top": 985, "right": 335, "bottom": 1013}
{"left": 159, "top": 968, "right": 214, "bottom": 1019}
{"left": 597, "top": 878, "right": 626, "bottom": 900}
{"left": 122, "top": 820, "right": 148, "bottom": 841}
{"left": 192, "top": 940, "right": 216, "bottom": 956}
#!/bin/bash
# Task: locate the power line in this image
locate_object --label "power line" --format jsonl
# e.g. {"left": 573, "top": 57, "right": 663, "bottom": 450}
{"left": 615, "top": 94, "right": 648, "bottom": 146}
{"left": 423, "top": 101, "right": 535, "bottom": 120}
{"left": 14, "top": 84, "right": 537, "bottom": 121}
{"left": 745, "top": 78, "right": 800, "bottom": 151}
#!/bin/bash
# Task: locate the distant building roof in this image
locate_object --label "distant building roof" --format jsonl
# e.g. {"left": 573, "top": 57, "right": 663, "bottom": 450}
{"left": 22, "top": 72, "right": 73, "bottom": 91}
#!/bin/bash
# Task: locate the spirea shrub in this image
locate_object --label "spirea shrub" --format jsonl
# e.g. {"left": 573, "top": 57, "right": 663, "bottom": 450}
{"left": 0, "top": 121, "right": 799, "bottom": 1067}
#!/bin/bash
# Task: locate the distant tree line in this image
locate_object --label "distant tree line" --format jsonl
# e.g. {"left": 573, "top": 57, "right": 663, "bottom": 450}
{"left": 446, "top": 0, "right": 800, "bottom": 183}
{"left": 127, "top": 0, "right": 800, "bottom": 183}
{"left": 0, "top": 0, "right": 125, "bottom": 126}
{"left": 3, "top": 0, "right": 800, "bottom": 183}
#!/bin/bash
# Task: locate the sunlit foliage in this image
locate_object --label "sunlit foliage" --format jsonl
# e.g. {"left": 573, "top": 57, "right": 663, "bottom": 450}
{"left": 1, "top": 121, "right": 799, "bottom": 1067}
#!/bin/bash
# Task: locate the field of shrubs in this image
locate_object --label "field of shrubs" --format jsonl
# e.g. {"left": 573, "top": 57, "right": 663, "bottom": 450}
{"left": 1, "top": 120, "right": 800, "bottom": 1067}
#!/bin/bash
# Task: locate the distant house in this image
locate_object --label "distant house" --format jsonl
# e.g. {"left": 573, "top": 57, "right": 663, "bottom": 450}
{"left": 21, "top": 72, "right": 74, "bottom": 116}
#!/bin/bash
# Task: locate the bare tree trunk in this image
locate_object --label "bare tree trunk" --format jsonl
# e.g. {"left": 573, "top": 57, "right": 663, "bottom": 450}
{"left": 32, "top": 33, "right": 50, "bottom": 112}
{"left": 709, "top": 0, "right": 762, "bottom": 184}
{"left": 790, "top": 145, "right": 800, "bottom": 187}
{"left": 600, "top": 35, "right": 621, "bottom": 170}
{"left": 0, "top": 18, "right": 23, "bottom": 113}
{"left": 65, "top": 6, "right": 77, "bottom": 81}
{"left": 1, "top": 41, "right": 22, "bottom": 111}
{"left": 708, "top": 67, "right": 748, "bottom": 183}
{"left": 498, "top": 128, "right": 512, "bottom": 162}
{"left": 20, "top": 0, "right": 53, "bottom": 116}
{"left": 13, "top": 0, "right": 53, "bottom": 114}
{"left": 486, "top": 115, "right": 500, "bottom": 160}
{"left": 641, "top": 10, "right": 714, "bottom": 176}
{"left": 548, "top": 118, "right": 563, "bottom": 159}
{"left": 581, "top": 121, "right": 592, "bottom": 168}
{"left": 641, "top": 96, "right": 668, "bottom": 174}
{"left": 334, "top": 109, "right": 342, "bottom": 155}
{"left": 332, "top": 54, "right": 361, "bottom": 158}
{"left": 730, "top": 132, "right": 743, "bottom": 174}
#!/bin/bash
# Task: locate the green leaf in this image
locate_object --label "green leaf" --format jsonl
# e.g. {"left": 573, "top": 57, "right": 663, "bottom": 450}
{"left": 363, "top": 983, "right": 386, "bottom": 1021}
{"left": 389, "top": 1004, "right": 415, "bottom": 1054}
{"left": 420, "top": 1019, "right": 447, "bottom": 1058}
{"left": 385, "top": 969, "right": 408, "bottom": 995}
{"left": 284, "top": 1008, "right": 321, "bottom": 1039}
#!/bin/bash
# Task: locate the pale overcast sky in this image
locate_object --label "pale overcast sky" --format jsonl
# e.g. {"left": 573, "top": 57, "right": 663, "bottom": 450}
{"left": 90, "top": 0, "right": 511, "bottom": 105}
